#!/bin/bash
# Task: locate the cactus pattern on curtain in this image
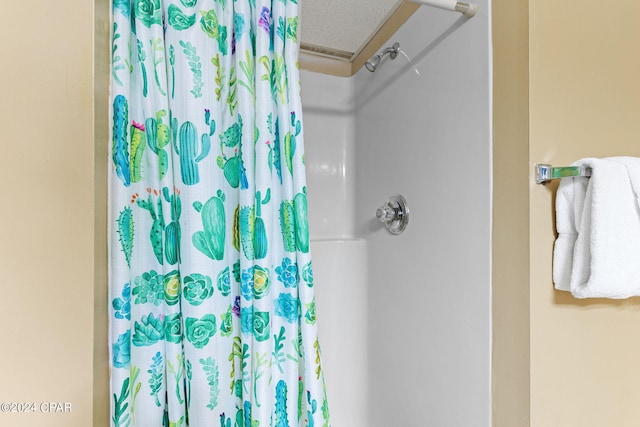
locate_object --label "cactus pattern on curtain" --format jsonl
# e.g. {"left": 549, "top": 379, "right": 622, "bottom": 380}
{"left": 109, "top": 1, "right": 330, "bottom": 426}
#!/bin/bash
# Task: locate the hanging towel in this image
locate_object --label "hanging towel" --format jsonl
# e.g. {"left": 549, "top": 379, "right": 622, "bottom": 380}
{"left": 553, "top": 157, "right": 640, "bottom": 298}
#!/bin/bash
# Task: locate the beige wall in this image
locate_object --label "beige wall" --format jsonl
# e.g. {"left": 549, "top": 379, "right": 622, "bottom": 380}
{"left": 0, "top": 1, "right": 109, "bottom": 426}
{"left": 529, "top": 0, "right": 640, "bottom": 425}
{"left": 2, "top": 0, "right": 638, "bottom": 425}
{"left": 492, "top": 0, "right": 530, "bottom": 424}
{"left": 495, "top": 0, "right": 640, "bottom": 425}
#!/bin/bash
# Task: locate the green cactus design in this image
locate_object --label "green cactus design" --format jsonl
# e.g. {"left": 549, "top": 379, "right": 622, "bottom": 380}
{"left": 167, "top": 4, "right": 196, "bottom": 31}
{"left": 199, "top": 9, "right": 219, "bottom": 39}
{"left": 284, "top": 112, "right": 301, "bottom": 176}
{"left": 211, "top": 53, "right": 225, "bottom": 102}
{"left": 200, "top": 357, "right": 220, "bottom": 410}
{"left": 174, "top": 120, "right": 212, "bottom": 185}
{"left": 212, "top": 56, "right": 237, "bottom": 113}
{"left": 150, "top": 37, "right": 167, "bottom": 96}
{"left": 117, "top": 207, "right": 134, "bottom": 267}
{"left": 242, "top": 401, "right": 253, "bottom": 427}
{"left": 134, "top": 0, "right": 162, "bottom": 27}
{"left": 227, "top": 66, "right": 238, "bottom": 115}
{"left": 268, "top": 116, "right": 283, "bottom": 183}
{"left": 287, "top": 16, "right": 298, "bottom": 42}
{"left": 276, "top": 16, "right": 286, "bottom": 42}
{"left": 306, "top": 391, "right": 318, "bottom": 427}
{"left": 192, "top": 190, "right": 226, "bottom": 260}
{"left": 129, "top": 365, "right": 142, "bottom": 421}
{"left": 179, "top": 40, "right": 203, "bottom": 98}
{"left": 185, "top": 359, "right": 193, "bottom": 410}
{"left": 137, "top": 39, "right": 148, "bottom": 97}
{"left": 130, "top": 122, "right": 146, "bottom": 183}
{"left": 253, "top": 352, "right": 268, "bottom": 408}
{"left": 229, "top": 337, "right": 240, "bottom": 395}
{"left": 167, "top": 354, "right": 185, "bottom": 404}
{"left": 148, "top": 352, "right": 163, "bottom": 407}
{"left": 305, "top": 298, "right": 316, "bottom": 325}
{"left": 279, "top": 199, "right": 296, "bottom": 253}
{"left": 162, "top": 187, "right": 181, "bottom": 265}
{"left": 217, "top": 25, "right": 228, "bottom": 56}
{"left": 313, "top": 339, "right": 322, "bottom": 379}
{"left": 169, "top": 45, "right": 176, "bottom": 99}
{"left": 164, "top": 313, "right": 183, "bottom": 343}
{"left": 132, "top": 313, "right": 164, "bottom": 346}
{"left": 321, "top": 396, "right": 330, "bottom": 427}
{"left": 298, "top": 378, "right": 304, "bottom": 422}
{"left": 272, "top": 326, "right": 287, "bottom": 374}
{"left": 204, "top": 108, "right": 216, "bottom": 136}
{"left": 136, "top": 189, "right": 165, "bottom": 264}
{"left": 238, "top": 206, "right": 254, "bottom": 260}
{"left": 219, "top": 413, "right": 232, "bottom": 427}
{"left": 112, "top": 377, "right": 130, "bottom": 427}
{"left": 274, "top": 54, "right": 287, "bottom": 104}
{"left": 134, "top": 187, "right": 180, "bottom": 265}
{"left": 111, "top": 22, "right": 131, "bottom": 87}
{"left": 112, "top": 95, "right": 130, "bottom": 187}
{"left": 219, "top": 305, "right": 233, "bottom": 336}
{"left": 274, "top": 380, "right": 289, "bottom": 427}
{"left": 229, "top": 336, "right": 249, "bottom": 397}
{"left": 254, "top": 189, "right": 270, "bottom": 259}
{"left": 239, "top": 190, "right": 270, "bottom": 260}
{"left": 258, "top": 54, "right": 286, "bottom": 104}
{"left": 238, "top": 49, "right": 255, "bottom": 101}
{"left": 220, "top": 154, "right": 243, "bottom": 189}
{"left": 145, "top": 111, "right": 170, "bottom": 180}
{"left": 232, "top": 205, "right": 241, "bottom": 252}
{"left": 216, "top": 118, "right": 248, "bottom": 189}
{"left": 293, "top": 189, "right": 309, "bottom": 253}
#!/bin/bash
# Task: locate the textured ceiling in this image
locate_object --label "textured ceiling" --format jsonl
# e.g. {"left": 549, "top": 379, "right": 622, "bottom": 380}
{"left": 300, "top": 0, "right": 402, "bottom": 56}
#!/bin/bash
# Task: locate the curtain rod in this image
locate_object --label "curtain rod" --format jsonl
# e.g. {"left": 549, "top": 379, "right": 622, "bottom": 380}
{"left": 408, "top": 0, "right": 478, "bottom": 17}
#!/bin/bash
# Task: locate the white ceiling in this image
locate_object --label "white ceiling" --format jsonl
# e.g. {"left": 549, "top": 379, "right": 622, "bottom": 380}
{"left": 300, "top": 0, "right": 402, "bottom": 56}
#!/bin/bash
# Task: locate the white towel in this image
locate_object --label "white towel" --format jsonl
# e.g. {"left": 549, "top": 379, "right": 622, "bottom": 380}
{"left": 553, "top": 157, "right": 640, "bottom": 298}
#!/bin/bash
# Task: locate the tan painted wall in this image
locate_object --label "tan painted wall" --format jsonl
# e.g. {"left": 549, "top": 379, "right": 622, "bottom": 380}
{"left": 492, "top": 0, "right": 530, "bottom": 424}
{"left": 2, "top": 0, "right": 638, "bottom": 425}
{"left": 529, "top": 0, "right": 640, "bottom": 425}
{"left": 494, "top": 0, "right": 640, "bottom": 424}
{"left": 0, "top": 1, "right": 109, "bottom": 426}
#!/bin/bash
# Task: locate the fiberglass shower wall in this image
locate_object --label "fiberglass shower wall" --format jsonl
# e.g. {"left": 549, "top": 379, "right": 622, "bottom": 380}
{"left": 301, "top": 1, "right": 491, "bottom": 426}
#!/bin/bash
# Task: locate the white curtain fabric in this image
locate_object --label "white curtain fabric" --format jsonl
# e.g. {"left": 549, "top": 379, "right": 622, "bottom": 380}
{"left": 109, "top": 1, "right": 330, "bottom": 425}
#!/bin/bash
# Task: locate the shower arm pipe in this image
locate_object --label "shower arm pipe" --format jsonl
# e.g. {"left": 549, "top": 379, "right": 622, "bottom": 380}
{"left": 409, "top": 0, "right": 478, "bottom": 17}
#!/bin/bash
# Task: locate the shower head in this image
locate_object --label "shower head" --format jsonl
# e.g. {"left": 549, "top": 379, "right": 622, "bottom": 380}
{"left": 364, "top": 42, "right": 400, "bottom": 72}
{"left": 365, "top": 55, "right": 381, "bottom": 72}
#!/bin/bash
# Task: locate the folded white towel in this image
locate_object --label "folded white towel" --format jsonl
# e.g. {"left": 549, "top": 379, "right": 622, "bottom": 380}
{"left": 553, "top": 157, "right": 640, "bottom": 298}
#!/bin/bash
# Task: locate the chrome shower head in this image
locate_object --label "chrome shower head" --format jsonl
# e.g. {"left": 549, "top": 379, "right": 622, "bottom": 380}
{"left": 364, "top": 42, "right": 400, "bottom": 73}
{"left": 365, "top": 55, "right": 381, "bottom": 72}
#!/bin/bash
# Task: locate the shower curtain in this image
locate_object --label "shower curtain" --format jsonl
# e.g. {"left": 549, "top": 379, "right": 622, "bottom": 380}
{"left": 109, "top": 1, "right": 330, "bottom": 426}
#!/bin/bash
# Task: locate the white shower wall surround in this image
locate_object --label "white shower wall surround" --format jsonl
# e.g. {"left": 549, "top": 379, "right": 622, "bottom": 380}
{"left": 301, "top": 71, "right": 356, "bottom": 240}
{"left": 301, "top": 0, "right": 491, "bottom": 426}
{"left": 301, "top": 70, "right": 370, "bottom": 426}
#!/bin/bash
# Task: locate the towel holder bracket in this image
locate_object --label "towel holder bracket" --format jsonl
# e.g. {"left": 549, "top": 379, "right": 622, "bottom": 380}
{"left": 535, "top": 163, "right": 592, "bottom": 184}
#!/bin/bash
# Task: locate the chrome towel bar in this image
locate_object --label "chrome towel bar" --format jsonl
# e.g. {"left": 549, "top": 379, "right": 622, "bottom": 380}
{"left": 535, "top": 163, "right": 592, "bottom": 184}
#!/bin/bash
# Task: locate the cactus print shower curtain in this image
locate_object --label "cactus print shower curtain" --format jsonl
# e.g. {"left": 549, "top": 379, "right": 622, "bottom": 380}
{"left": 109, "top": 1, "right": 330, "bottom": 426}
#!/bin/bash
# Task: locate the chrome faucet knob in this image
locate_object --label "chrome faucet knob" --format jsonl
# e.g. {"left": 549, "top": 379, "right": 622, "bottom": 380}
{"left": 376, "top": 205, "right": 396, "bottom": 222}
{"left": 376, "top": 195, "right": 409, "bottom": 235}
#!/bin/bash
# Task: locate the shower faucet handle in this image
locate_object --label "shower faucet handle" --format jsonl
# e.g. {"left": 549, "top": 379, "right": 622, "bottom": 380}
{"left": 376, "top": 194, "right": 410, "bottom": 235}
{"left": 376, "top": 205, "right": 396, "bottom": 222}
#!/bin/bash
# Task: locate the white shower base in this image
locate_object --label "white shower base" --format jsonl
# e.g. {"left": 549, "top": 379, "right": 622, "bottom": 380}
{"left": 311, "top": 239, "right": 368, "bottom": 427}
